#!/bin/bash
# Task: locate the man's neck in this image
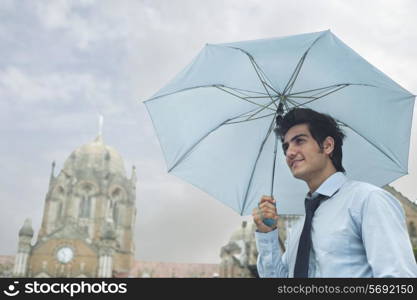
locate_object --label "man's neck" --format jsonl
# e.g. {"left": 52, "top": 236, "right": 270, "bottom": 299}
{"left": 307, "top": 167, "right": 337, "bottom": 193}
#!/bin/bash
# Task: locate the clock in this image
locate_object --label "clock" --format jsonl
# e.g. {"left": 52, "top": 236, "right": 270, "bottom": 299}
{"left": 56, "top": 246, "right": 74, "bottom": 264}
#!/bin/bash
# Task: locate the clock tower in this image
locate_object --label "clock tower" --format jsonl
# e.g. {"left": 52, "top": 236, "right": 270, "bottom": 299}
{"left": 13, "top": 134, "right": 137, "bottom": 277}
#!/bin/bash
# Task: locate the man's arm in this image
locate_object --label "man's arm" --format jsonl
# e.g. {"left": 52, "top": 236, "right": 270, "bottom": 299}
{"left": 255, "top": 229, "right": 289, "bottom": 277}
{"left": 253, "top": 196, "right": 289, "bottom": 277}
{"left": 361, "top": 189, "right": 417, "bottom": 277}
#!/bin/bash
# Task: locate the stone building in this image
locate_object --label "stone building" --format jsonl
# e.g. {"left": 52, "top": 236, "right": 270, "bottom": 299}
{"left": 13, "top": 135, "right": 137, "bottom": 277}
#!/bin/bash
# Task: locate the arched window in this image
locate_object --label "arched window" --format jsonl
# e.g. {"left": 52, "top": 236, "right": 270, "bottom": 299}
{"left": 109, "top": 187, "right": 124, "bottom": 225}
{"left": 113, "top": 202, "right": 120, "bottom": 225}
{"left": 57, "top": 202, "right": 63, "bottom": 218}
{"left": 111, "top": 188, "right": 121, "bottom": 199}
{"left": 79, "top": 195, "right": 91, "bottom": 218}
{"left": 79, "top": 183, "right": 94, "bottom": 218}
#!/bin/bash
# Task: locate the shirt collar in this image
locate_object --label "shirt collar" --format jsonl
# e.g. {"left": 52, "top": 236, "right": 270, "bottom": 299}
{"left": 311, "top": 172, "right": 348, "bottom": 198}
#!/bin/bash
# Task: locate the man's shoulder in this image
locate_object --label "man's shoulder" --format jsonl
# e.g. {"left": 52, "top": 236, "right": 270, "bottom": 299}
{"left": 343, "top": 178, "right": 401, "bottom": 207}
{"left": 343, "top": 178, "right": 382, "bottom": 194}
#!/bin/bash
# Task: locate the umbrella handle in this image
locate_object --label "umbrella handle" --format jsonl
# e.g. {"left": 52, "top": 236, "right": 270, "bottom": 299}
{"left": 263, "top": 202, "right": 277, "bottom": 228}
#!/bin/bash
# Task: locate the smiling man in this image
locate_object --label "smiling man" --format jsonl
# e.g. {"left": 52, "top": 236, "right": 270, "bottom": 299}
{"left": 252, "top": 108, "right": 417, "bottom": 277}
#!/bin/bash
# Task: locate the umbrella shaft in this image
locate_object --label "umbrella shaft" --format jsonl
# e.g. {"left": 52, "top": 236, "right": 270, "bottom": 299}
{"left": 270, "top": 128, "right": 279, "bottom": 197}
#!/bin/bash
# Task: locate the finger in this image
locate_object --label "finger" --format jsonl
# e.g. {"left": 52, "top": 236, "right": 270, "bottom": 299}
{"left": 259, "top": 201, "right": 277, "bottom": 211}
{"left": 259, "top": 204, "right": 278, "bottom": 218}
{"left": 252, "top": 207, "right": 262, "bottom": 218}
{"left": 253, "top": 207, "right": 276, "bottom": 232}
{"left": 252, "top": 208, "right": 265, "bottom": 226}
{"left": 263, "top": 211, "right": 277, "bottom": 219}
{"left": 259, "top": 206, "right": 278, "bottom": 220}
{"left": 260, "top": 195, "right": 274, "bottom": 203}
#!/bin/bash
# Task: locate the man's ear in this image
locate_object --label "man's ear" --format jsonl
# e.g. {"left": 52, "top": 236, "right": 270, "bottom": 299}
{"left": 323, "top": 136, "right": 335, "bottom": 157}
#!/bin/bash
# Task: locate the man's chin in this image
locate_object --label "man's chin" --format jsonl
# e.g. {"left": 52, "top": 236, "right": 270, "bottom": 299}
{"left": 291, "top": 170, "right": 305, "bottom": 180}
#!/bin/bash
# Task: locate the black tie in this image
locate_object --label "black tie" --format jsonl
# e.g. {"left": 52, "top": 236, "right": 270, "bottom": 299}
{"left": 293, "top": 193, "right": 328, "bottom": 278}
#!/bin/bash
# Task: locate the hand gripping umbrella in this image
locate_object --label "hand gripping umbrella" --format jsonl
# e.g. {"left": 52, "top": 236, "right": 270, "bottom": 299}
{"left": 144, "top": 30, "right": 415, "bottom": 216}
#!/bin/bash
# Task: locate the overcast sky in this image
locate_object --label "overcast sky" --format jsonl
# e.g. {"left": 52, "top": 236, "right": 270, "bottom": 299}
{"left": 1, "top": 0, "right": 417, "bottom": 264}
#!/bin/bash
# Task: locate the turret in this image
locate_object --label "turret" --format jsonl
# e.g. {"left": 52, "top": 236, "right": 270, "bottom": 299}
{"left": 13, "top": 218, "right": 34, "bottom": 277}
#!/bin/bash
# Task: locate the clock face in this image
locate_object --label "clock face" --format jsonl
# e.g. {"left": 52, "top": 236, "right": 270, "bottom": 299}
{"left": 56, "top": 246, "right": 74, "bottom": 264}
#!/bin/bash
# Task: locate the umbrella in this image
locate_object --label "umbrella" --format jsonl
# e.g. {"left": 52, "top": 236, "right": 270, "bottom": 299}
{"left": 143, "top": 30, "right": 415, "bottom": 216}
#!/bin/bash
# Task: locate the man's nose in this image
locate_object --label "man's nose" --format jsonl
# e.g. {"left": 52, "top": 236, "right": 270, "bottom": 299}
{"left": 286, "top": 144, "right": 297, "bottom": 159}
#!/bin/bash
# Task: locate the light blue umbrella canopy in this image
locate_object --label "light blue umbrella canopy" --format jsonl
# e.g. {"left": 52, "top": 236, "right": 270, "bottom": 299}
{"left": 144, "top": 30, "right": 415, "bottom": 216}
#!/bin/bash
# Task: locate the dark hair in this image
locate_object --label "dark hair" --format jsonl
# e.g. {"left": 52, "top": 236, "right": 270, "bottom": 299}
{"left": 277, "top": 108, "right": 346, "bottom": 173}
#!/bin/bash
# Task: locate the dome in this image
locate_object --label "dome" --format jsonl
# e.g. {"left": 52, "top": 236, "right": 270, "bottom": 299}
{"left": 62, "top": 135, "right": 126, "bottom": 176}
{"left": 19, "top": 218, "right": 34, "bottom": 237}
{"left": 230, "top": 221, "right": 253, "bottom": 242}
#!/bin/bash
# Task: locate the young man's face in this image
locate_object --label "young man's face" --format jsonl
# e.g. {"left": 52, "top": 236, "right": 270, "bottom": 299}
{"left": 282, "top": 123, "right": 331, "bottom": 182}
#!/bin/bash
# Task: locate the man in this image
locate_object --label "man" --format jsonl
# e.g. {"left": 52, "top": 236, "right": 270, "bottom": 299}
{"left": 252, "top": 108, "right": 417, "bottom": 277}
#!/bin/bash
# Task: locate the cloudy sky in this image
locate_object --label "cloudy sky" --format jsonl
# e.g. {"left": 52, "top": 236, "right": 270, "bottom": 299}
{"left": 1, "top": 0, "right": 417, "bottom": 264}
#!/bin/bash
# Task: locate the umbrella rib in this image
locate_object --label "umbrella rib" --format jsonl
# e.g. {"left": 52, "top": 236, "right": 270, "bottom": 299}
{"left": 242, "top": 95, "right": 275, "bottom": 99}
{"left": 228, "top": 46, "right": 282, "bottom": 95}
{"left": 222, "top": 85, "right": 282, "bottom": 121}
{"left": 282, "top": 52, "right": 307, "bottom": 95}
{"left": 290, "top": 96, "right": 322, "bottom": 99}
{"left": 240, "top": 114, "right": 277, "bottom": 215}
{"left": 224, "top": 91, "right": 281, "bottom": 123}
{"left": 288, "top": 83, "right": 377, "bottom": 106}
{"left": 248, "top": 56, "right": 279, "bottom": 108}
{"left": 291, "top": 85, "right": 344, "bottom": 98}
{"left": 245, "top": 106, "right": 276, "bottom": 122}
{"left": 337, "top": 121, "right": 405, "bottom": 172}
{"left": 289, "top": 84, "right": 350, "bottom": 107}
{"left": 289, "top": 83, "right": 375, "bottom": 107}
{"left": 250, "top": 58, "right": 282, "bottom": 96}
{"left": 143, "top": 84, "right": 231, "bottom": 103}
{"left": 219, "top": 87, "right": 273, "bottom": 103}
{"left": 167, "top": 108, "right": 266, "bottom": 172}
{"left": 282, "top": 31, "right": 328, "bottom": 96}
{"left": 225, "top": 87, "right": 269, "bottom": 96}
{"left": 215, "top": 86, "right": 276, "bottom": 111}
{"left": 225, "top": 46, "right": 281, "bottom": 107}
{"left": 288, "top": 84, "right": 344, "bottom": 96}
{"left": 239, "top": 96, "right": 280, "bottom": 121}
{"left": 225, "top": 112, "right": 276, "bottom": 125}
{"left": 288, "top": 83, "right": 375, "bottom": 97}
{"left": 286, "top": 97, "right": 301, "bottom": 108}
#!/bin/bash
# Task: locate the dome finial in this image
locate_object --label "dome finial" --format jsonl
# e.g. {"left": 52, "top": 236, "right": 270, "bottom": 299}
{"left": 98, "top": 114, "right": 103, "bottom": 136}
{"left": 94, "top": 114, "right": 104, "bottom": 143}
